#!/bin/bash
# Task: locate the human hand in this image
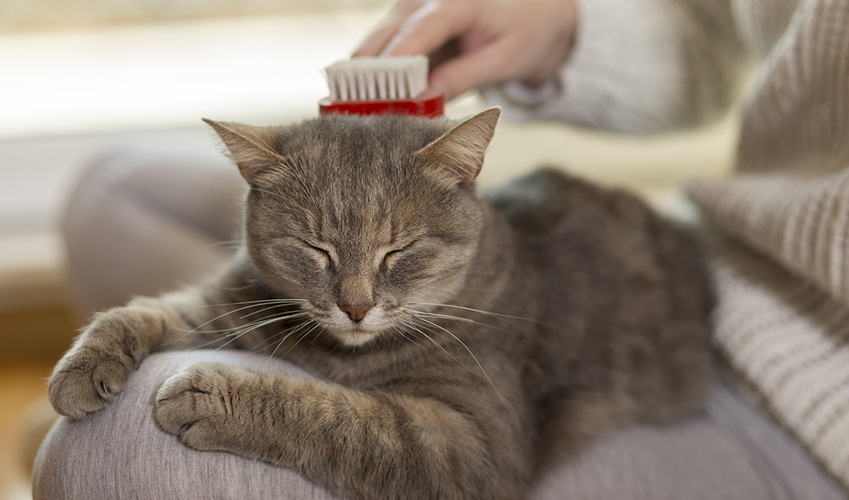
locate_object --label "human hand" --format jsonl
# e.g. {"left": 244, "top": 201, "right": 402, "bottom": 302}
{"left": 353, "top": 0, "right": 578, "bottom": 100}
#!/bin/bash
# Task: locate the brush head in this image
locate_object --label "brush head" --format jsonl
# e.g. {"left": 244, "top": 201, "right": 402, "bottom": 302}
{"left": 320, "top": 56, "right": 444, "bottom": 118}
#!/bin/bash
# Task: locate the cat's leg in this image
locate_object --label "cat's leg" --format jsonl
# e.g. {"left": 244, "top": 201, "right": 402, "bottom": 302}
{"left": 48, "top": 290, "right": 209, "bottom": 420}
{"left": 48, "top": 262, "right": 271, "bottom": 420}
{"left": 153, "top": 362, "right": 527, "bottom": 500}
{"left": 35, "top": 350, "right": 341, "bottom": 500}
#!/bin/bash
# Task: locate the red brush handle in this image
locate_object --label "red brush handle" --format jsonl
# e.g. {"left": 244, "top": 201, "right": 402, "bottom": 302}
{"left": 319, "top": 88, "right": 444, "bottom": 118}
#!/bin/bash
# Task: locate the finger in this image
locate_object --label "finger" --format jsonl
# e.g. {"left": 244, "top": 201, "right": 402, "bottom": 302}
{"left": 382, "top": 1, "right": 473, "bottom": 57}
{"left": 428, "top": 40, "right": 516, "bottom": 100}
{"left": 352, "top": 0, "right": 423, "bottom": 56}
{"left": 428, "top": 38, "right": 461, "bottom": 69}
{"left": 354, "top": 18, "right": 406, "bottom": 57}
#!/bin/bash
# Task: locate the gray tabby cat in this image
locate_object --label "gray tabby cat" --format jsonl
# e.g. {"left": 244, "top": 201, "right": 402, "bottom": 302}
{"left": 48, "top": 108, "right": 713, "bottom": 500}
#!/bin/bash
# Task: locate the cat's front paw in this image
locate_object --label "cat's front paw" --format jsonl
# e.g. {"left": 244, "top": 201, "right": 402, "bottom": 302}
{"left": 49, "top": 347, "right": 132, "bottom": 421}
{"left": 48, "top": 322, "right": 143, "bottom": 420}
{"left": 154, "top": 362, "right": 254, "bottom": 452}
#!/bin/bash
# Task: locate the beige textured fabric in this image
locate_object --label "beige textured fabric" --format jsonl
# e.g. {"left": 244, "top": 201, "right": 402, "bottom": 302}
{"left": 486, "top": 0, "right": 849, "bottom": 491}
{"left": 688, "top": 3, "right": 849, "bottom": 486}
{"left": 686, "top": 0, "right": 849, "bottom": 489}
{"left": 709, "top": 237, "right": 849, "bottom": 487}
{"left": 690, "top": 169, "right": 849, "bottom": 305}
{"left": 732, "top": 0, "right": 849, "bottom": 174}
{"left": 731, "top": 0, "right": 800, "bottom": 57}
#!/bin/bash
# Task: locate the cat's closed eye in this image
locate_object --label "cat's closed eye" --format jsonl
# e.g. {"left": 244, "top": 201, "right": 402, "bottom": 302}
{"left": 382, "top": 241, "right": 416, "bottom": 268}
{"left": 304, "top": 242, "right": 333, "bottom": 269}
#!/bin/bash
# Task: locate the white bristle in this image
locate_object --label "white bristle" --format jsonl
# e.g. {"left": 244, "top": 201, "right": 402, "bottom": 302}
{"left": 388, "top": 70, "right": 397, "bottom": 100}
{"left": 324, "top": 56, "right": 429, "bottom": 102}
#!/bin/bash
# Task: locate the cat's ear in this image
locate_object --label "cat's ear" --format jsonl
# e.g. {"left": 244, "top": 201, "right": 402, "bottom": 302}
{"left": 414, "top": 107, "right": 501, "bottom": 186}
{"left": 202, "top": 118, "right": 287, "bottom": 184}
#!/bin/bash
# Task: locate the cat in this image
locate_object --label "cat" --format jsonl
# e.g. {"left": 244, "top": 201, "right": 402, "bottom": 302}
{"left": 48, "top": 107, "right": 713, "bottom": 500}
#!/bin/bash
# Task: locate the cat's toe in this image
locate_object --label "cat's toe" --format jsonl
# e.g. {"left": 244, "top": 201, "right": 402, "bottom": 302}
{"left": 173, "top": 418, "right": 227, "bottom": 451}
{"left": 48, "top": 348, "right": 131, "bottom": 420}
{"left": 153, "top": 363, "right": 233, "bottom": 441}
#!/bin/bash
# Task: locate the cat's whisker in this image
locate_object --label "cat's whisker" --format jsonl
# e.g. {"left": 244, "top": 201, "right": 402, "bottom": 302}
{"left": 182, "top": 311, "right": 309, "bottom": 335}
{"left": 170, "top": 298, "right": 305, "bottom": 331}
{"left": 210, "top": 327, "right": 263, "bottom": 352}
{"left": 198, "top": 313, "right": 308, "bottom": 352}
{"left": 164, "top": 299, "right": 309, "bottom": 346}
{"left": 387, "top": 327, "right": 406, "bottom": 347}
{"left": 410, "top": 316, "right": 507, "bottom": 405}
{"left": 406, "top": 302, "right": 552, "bottom": 327}
{"left": 252, "top": 321, "right": 310, "bottom": 352}
{"left": 164, "top": 301, "right": 298, "bottom": 346}
{"left": 399, "top": 319, "right": 464, "bottom": 366}
{"left": 241, "top": 303, "right": 304, "bottom": 320}
{"left": 391, "top": 324, "right": 427, "bottom": 350}
{"left": 196, "top": 298, "right": 308, "bottom": 309}
{"left": 271, "top": 320, "right": 315, "bottom": 350}
{"left": 264, "top": 320, "right": 315, "bottom": 367}
{"left": 401, "top": 308, "right": 516, "bottom": 335}
{"left": 280, "top": 321, "right": 322, "bottom": 358}
{"left": 186, "top": 334, "right": 239, "bottom": 351}
{"left": 187, "top": 322, "right": 279, "bottom": 351}
{"left": 264, "top": 337, "right": 289, "bottom": 367}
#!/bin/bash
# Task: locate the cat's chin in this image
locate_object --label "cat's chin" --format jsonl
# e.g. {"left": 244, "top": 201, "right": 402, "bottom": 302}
{"left": 330, "top": 329, "right": 381, "bottom": 347}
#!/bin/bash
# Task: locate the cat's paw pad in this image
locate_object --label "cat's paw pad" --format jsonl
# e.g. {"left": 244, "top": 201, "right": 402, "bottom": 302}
{"left": 48, "top": 345, "right": 133, "bottom": 420}
{"left": 154, "top": 362, "right": 243, "bottom": 451}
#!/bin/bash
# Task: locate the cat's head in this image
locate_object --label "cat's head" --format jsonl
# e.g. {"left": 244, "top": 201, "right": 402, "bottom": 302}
{"left": 206, "top": 108, "right": 500, "bottom": 347}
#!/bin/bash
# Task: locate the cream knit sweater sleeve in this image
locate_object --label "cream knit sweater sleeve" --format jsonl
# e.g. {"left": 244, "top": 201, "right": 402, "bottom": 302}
{"left": 689, "top": 0, "right": 849, "bottom": 300}
{"left": 483, "top": 0, "right": 746, "bottom": 133}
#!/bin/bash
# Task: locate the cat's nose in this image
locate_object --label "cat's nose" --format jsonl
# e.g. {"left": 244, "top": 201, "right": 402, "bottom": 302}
{"left": 339, "top": 304, "right": 374, "bottom": 323}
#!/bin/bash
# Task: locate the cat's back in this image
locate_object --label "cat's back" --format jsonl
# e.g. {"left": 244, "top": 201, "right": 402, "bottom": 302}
{"left": 486, "top": 168, "right": 714, "bottom": 420}
{"left": 486, "top": 167, "right": 652, "bottom": 241}
{"left": 487, "top": 167, "right": 696, "bottom": 254}
{"left": 486, "top": 167, "right": 710, "bottom": 309}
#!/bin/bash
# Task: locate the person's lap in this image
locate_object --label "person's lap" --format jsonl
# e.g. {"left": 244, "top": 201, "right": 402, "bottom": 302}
{"left": 33, "top": 349, "right": 845, "bottom": 500}
{"left": 34, "top": 351, "right": 340, "bottom": 500}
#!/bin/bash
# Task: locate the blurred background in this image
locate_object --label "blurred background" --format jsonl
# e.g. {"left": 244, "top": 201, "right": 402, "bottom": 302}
{"left": 0, "top": 1, "right": 737, "bottom": 498}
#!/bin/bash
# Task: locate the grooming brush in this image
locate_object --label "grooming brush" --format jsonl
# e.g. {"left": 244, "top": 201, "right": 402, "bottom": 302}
{"left": 320, "top": 55, "right": 444, "bottom": 118}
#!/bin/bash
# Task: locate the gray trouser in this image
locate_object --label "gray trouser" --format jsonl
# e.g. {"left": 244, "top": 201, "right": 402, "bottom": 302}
{"left": 33, "top": 350, "right": 846, "bottom": 500}
{"left": 61, "top": 145, "right": 244, "bottom": 314}
{"left": 41, "top": 148, "right": 847, "bottom": 499}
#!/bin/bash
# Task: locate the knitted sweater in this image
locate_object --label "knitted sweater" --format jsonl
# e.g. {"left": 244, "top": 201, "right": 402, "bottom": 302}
{"left": 488, "top": 0, "right": 849, "bottom": 489}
